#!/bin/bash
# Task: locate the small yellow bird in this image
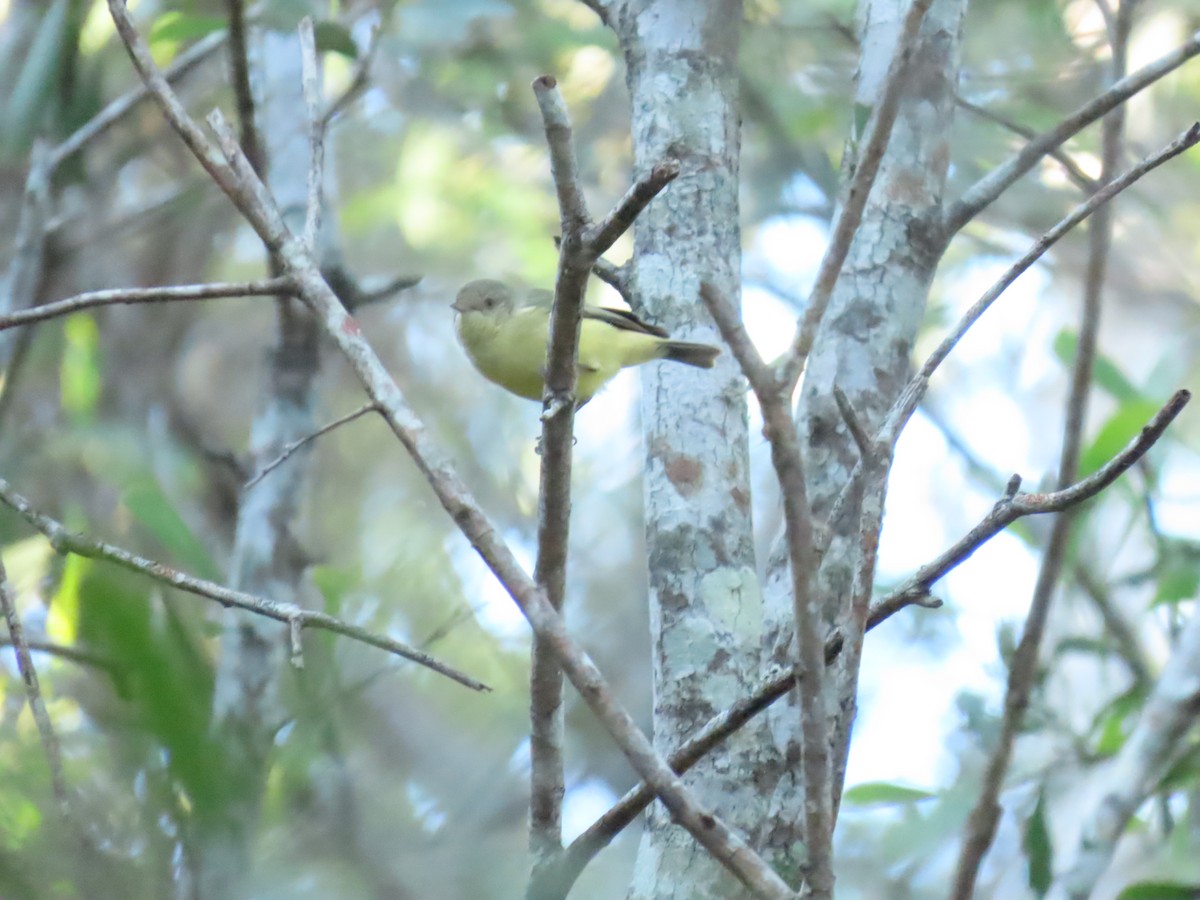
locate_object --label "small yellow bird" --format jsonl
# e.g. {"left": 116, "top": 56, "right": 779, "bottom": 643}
{"left": 452, "top": 279, "right": 720, "bottom": 405}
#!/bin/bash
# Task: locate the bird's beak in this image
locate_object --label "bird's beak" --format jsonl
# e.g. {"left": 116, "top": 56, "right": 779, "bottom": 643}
{"left": 450, "top": 301, "right": 464, "bottom": 313}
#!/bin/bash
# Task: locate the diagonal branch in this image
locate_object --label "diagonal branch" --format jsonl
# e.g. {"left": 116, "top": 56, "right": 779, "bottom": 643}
{"left": 887, "top": 121, "right": 1200, "bottom": 442}
{"left": 701, "top": 282, "right": 831, "bottom": 898}
{"left": 951, "top": 13, "right": 1137, "bottom": 891}
{"left": 103, "top": 9, "right": 788, "bottom": 894}
{"left": 534, "top": 387, "right": 1190, "bottom": 897}
{"left": 1058, "top": 600, "right": 1200, "bottom": 897}
{"left": 778, "top": 0, "right": 934, "bottom": 393}
{"left": 0, "top": 278, "right": 295, "bottom": 331}
{"left": 943, "top": 29, "right": 1200, "bottom": 236}
{"left": 0, "top": 556, "right": 69, "bottom": 814}
{"left": 50, "top": 30, "right": 227, "bottom": 171}
{"left": 0, "top": 477, "right": 488, "bottom": 691}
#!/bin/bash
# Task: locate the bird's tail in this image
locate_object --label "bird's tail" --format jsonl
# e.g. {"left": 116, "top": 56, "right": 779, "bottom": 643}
{"left": 661, "top": 341, "right": 720, "bottom": 369}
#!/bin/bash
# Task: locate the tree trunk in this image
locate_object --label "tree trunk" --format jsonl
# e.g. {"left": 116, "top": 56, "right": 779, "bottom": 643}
{"left": 612, "top": 1, "right": 769, "bottom": 896}
{"left": 755, "top": 0, "right": 966, "bottom": 868}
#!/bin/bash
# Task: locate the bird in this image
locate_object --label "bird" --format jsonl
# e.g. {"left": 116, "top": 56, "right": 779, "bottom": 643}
{"left": 451, "top": 279, "right": 719, "bottom": 405}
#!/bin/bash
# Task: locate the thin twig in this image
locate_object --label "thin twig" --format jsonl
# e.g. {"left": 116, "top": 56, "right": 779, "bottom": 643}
{"left": 944, "top": 29, "right": 1200, "bottom": 236}
{"left": 590, "top": 258, "right": 629, "bottom": 302}
{"left": 873, "top": 390, "right": 1190, "bottom": 624}
{"left": 778, "top": 0, "right": 934, "bottom": 393}
{"left": 0, "top": 478, "right": 488, "bottom": 691}
{"left": 528, "top": 74, "right": 591, "bottom": 865}
{"left": 534, "top": 389, "right": 1190, "bottom": 899}
{"left": 321, "top": 22, "right": 383, "bottom": 127}
{"left": 0, "top": 557, "right": 69, "bottom": 813}
{"left": 832, "top": 386, "right": 873, "bottom": 461}
{"left": 701, "top": 282, "right": 831, "bottom": 898}
{"left": 1, "top": 139, "right": 52, "bottom": 378}
{"left": 889, "top": 122, "right": 1200, "bottom": 441}
{"left": 0, "top": 637, "right": 117, "bottom": 672}
{"left": 951, "top": 15, "right": 1135, "bottom": 893}
{"left": 955, "top": 96, "right": 1098, "bottom": 193}
{"left": 224, "top": 0, "right": 265, "bottom": 176}
{"left": 1058, "top": 594, "right": 1200, "bottom": 897}
{"left": 0, "top": 278, "right": 295, "bottom": 331}
{"left": 245, "top": 402, "right": 378, "bottom": 489}
{"left": 298, "top": 17, "right": 323, "bottom": 254}
{"left": 50, "top": 30, "right": 227, "bottom": 171}
{"left": 583, "top": 161, "right": 680, "bottom": 254}
{"left": 105, "top": 10, "right": 790, "bottom": 893}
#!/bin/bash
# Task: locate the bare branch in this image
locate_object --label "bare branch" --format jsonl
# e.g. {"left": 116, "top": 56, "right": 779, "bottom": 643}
{"left": 0, "top": 278, "right": 295, "bottom": 332}
{"left": 952, "top": 16, "right": 1136, "bottom": 892}
{"left": 889, "top": 122, "right": 1200, "bottom": 441}
{"left": 1058, "top": 603, "right": 1200, "bottom": 897}
{"left": 105, "top": 2, "right": 251, "bottom": 217}
{"left": 956, "top": 95, "right": 1098, "bottom": 193}
{"left": 832, "top": 386, "right": 873, "bottom": 462}
{"left": 104, "top": 14, "right": 789, "bottom": 892}
{"left": 533, "top": 75, "right": 589, "bottom": 232}
{"left": 590, "top": 257, "right": 629, "bottom": 302}
{"left": 872, "top": 389, "right": 1190, "bottom": 625}
{"left": 321, "top": 23, "right": 383, "bottom": 127}
{"left": 542, "top": 388, "right": 1191, "bottom": 896}
{"left": 245, "top": 402, "right": 378, "bottom": 489}
{"left": 0, "top": 478, "right": 489, "bottom": 691}
{"left": 529, "top": 74, "right": 593, "bottom": 863}
{"left": 1, "top": 140, "right": 52, "bottom": 366}
{"left": 778, "top": 0, "right": 934, "bottom": 393}
{"left": 50, "top": 30, "right": 227, "bottom": 171}
{"left": 299, "top": 17, "right": 324, "bottom": 253}
{"left": 0, "top": 637, "right": 117, "bottom": 672}
{"left": 701, "top": 283, "right": 831, "bottom": 897}
{"left": 224, "top": 0, "right": 265, "bottom": 176}
{"left": 944, "top": 30, "right": 1200, "bottom": 236}
{"left": 583, "top": 160, "right": 679, "bottom": 255}
{"left": 0, "top": 557, "right": 69, "bottom": 813}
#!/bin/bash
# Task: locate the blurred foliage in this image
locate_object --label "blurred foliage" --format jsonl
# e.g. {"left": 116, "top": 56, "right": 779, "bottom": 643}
{"left": 0, "top": 0, "right": 1198, "bottom": 897}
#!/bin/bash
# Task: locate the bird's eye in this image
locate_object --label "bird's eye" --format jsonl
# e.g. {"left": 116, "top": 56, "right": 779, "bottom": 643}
{"left": 484, "top": 297, "right": 496, "bottom": 308}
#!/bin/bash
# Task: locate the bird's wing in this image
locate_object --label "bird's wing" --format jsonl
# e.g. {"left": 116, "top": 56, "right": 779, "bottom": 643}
{"left": 524, "top": 287, "right": 669, "bottom": 338}
{"left": 582, "top": 306, "right": 669, "bottom": 338}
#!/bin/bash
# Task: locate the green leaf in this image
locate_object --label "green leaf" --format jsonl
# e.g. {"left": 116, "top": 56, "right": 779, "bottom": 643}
{"left": 0, "top": 0, "right": 69, "bottom": 156}
{"left": 1054, "top": 330, "right": 1142, "bottom": 403}
{"left": 1023, "top": 790, "right": 1053, "bottom": 897}
{"left": 842, "top": 781, "right": 935, "bottom": 807}
{"left": 121, "top": 477, "right": 220, "bottom": 582}
{"left": 149, "top": 12, "right": 226, "bottom": 45}
{"left": 1118, "top": 882, "right": 1200, "bottom": 900}
{"left": 1079, "top": 399, "right": 1162, "bottom": 479}
{"left": 75, "top": 563, "right": 226, "bottom": 820}
{"left": 60, "top": 313, "right": 102, "bottom": 423}
{"left": 1153, "top": 562, "right": 1200, "bottom": 607}
{"left": 314, "top": 20, "right": 358, "bottom": 59}
{"left": 1092, "top": 688, "right": 1145, "bottom": 758}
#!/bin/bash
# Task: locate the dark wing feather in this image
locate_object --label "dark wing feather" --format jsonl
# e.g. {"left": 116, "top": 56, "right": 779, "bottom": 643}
{"left": 581, "top": 306, "right": 669, "bottom": 338}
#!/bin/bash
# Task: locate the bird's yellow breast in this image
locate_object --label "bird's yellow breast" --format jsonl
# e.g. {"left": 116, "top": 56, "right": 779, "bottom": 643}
{"left": 456, "top": 308, "right": 665, "bottom": 403}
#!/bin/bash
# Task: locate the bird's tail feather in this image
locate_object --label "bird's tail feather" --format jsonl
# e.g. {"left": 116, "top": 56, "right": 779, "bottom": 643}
{"left": 662, "top": 341, "right": 720, "bottom": 369}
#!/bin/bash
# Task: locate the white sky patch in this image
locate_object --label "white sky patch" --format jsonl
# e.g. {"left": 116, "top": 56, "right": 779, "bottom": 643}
{"left": 563, "top": 779, "right": 621, "bottom": 843}
{"left": 877, "top": 410, "right": 955, "bottom": 577}
{"left": 454, "top": 534, "right": 535, "bottom": 644}
{"left": 743, "top": 285, "right": 802, "bottom": 362}
{"left": 752, "top": 214, "right": 827, "bottom": 288}
{"left": 1151, "top": 448, "right": 1200, "bottom": 541}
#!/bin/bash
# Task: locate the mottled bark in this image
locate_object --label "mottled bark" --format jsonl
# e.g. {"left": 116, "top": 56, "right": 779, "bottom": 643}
{"left": 756, "top": 0, "right": 965, "bottom": 871}
{"left": 198, "top": 22, "right": 325, "bottom": 896}
{"left": 613, "top": 1, "right": 769, "bottom": 896}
